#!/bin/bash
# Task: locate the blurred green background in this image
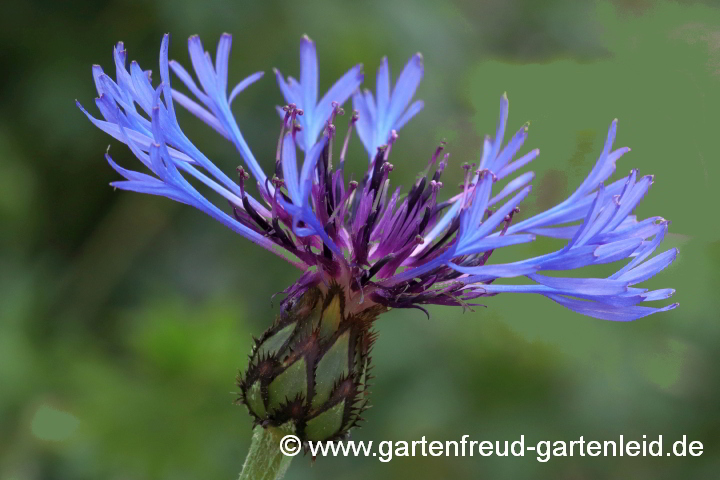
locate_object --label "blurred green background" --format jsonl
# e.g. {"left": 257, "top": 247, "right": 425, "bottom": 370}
{"left": 1, "top": 0, "right": 719, "bottom": 478}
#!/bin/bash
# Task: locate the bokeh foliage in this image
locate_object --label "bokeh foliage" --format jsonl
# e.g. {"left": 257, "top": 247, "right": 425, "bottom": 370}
{"left": 1, "top": 0, "right": 719, "bottom": 478}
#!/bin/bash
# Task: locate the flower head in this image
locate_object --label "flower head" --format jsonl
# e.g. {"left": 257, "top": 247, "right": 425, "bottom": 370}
{"left": 79, "top": 33, "right": 677, "bottom": 323}
{"left": 79, "top": 32, "right": 678, "bottom": 443}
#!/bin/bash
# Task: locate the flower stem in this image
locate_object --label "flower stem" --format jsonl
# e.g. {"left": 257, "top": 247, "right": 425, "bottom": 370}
{"left": 238, "top": 426, "right": 293, "bottom": 480}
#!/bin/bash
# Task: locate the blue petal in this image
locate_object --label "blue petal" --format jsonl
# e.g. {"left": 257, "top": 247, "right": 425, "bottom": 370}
{"left": 354, "top": 53, "right": 424, "bottom": 158}
{"left": 187, "top": 36, "right": 218, "bottom": 99}
{"left": 274, "top": 68, "right": 300, "bottom": 106}
{"left": 564, "top": 184, "right": 606, "bottom": 251}
{"left": 527, "top": 274, "right": 628, "bottom": 296}
{"left": 642, "top": 288, "right": 675, "bottom": 301}
{"left": 229, "top": 71, "right": 264, "bottom": 105}
{"left": 281, "top": 134, "right": 301, "bottom": 202}
{"left": 129, "top": 60, "right": 154, "bottom": 113}
{"left": 459, "top": 185, "right": 532, "bottom": 252}
{"left": 603, "top": 175, "right": 653, "bottom": 232}
{"left": 299, "top": 136, "right": 328, "bottom": 201}
{"left": 106, "top": 153, "right": 157, "bottom": 183}
{"left": 170, "top": 60, "right": 212, "bottom": 107}
{"left": 459, "top": 175, "right": 493, "bottom": 241}
{"left": 451, "top": 263, "right": 538, "bottom": 278}
{"left": 313, "top": 64, "right": 363, "bottom": 140}
{"left": 352, "top": 90, "right": 375, "bottom": 155}
{"left": 215, "top": 33, "right": 232, "bottom": 94}
{"left": 490, "top": 171, "right": 535, "bottom": 206}
{"left": 484, "top": 93, "right": 508, "bottom": 170}
{"left": 375, "top": 57, "right": 390, "bottom": 133}
{"left": 545, "top": 294, "right": 678, "bottom": 321}
{"left": 394, "top": 100, "right": 424, "bottom": 131}
{"left": 385, "top": 53, "right": 423, "bottom": 136}
{"left": 610, "top": 222, "right": 669, "bottom": 279}
{"left": 493, "top": 123, "right": 528, "bottom": 172}
{"left": 592, "top": 237, "right": 644, "bottom": 263}
{"left": 616, "top": 248, "right": 678, "bottom": 285}
{"left": 455, "top": 233, "right": 536, "bottom": 256}
{"left": 111, "top": 179, "right": 190, "bottom": 204}
{"left": 159, "top": 34, "right": 176, "bottom": 123}
{"left": 299, "top": 35, "right": 318, "bottom": 120}
{"left": 497, "top": 148, "right": 539, "bottom": 180}
{"left": 171, "top": 89, "right": 230, "bottom": 139}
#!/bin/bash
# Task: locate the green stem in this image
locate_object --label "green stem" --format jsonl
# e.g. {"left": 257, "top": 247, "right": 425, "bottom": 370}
{"left": 238, "top": 426, "right": 294, "bottom": 480}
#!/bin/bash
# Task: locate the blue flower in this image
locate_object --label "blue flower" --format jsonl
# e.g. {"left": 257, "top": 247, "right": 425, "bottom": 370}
{"left": 353, "top": 53, "right": 424, "bottom": 158}
{"left": 274, "top": 35, "right": 363, "bottom": 151}
{"left": 79, "top": 34, "right": 677, "bottom": 321}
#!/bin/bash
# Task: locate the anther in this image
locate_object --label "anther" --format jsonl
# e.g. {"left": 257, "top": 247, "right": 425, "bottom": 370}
{"left": 277, "top": 103, "right": 306, "bottom": 174}
{"left": 429, "top": 141, "right": 446, "bottom": 167}
{"left": 384, "top": 130, "right": 398, "bottom": 160}
{"left": 331, "top": 101, "right": 345, "bottom": 116}
{"left": 282, "top": 103, "right": 298, "bottom": 128}
{"left": 271, "top": 175, "right": 286, "bottom": 189}
{"left": 339, "top": 110, "right": 359, "bottom": 168}
{"left": 236, "top": 166, "right": 250, "bottom": 195}
{"left": 460, "top": 163, "right": 477, "bottom": 205}
{"left": 236, "top": 166, "right": 249, "bottom": 180}
{"left": 476, "top": 168, "right": 498, "bottom": 182}
{"left": 325, "top": 178, "right": 358, "bottom": 227}
{"left": 328, "top": 101, "right": 345, "bottom": 125}
{"left": 325, "top": 122, "right": 337, "bottom": 137}
{"left": 324, "top": 121, "right": 337, "bottom": 172}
